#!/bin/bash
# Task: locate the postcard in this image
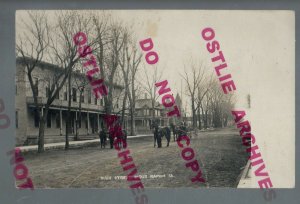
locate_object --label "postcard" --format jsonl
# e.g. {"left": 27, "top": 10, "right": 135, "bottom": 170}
{"left": 13, "top": 10, "right": 294, "bottom": 195}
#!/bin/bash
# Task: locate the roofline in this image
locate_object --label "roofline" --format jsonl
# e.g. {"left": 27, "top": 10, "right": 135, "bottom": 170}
{"left": 16, "top": 56, "right": 124, "bottom": 89}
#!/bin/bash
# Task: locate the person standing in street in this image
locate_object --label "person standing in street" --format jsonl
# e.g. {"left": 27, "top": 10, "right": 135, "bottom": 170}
{"left": 122, "top": 129, "right": 127, "bottom": 149}
{"left": 152, "top": 121, "right": 159, "bottom": 147}
{"left": 157, "top": 127, "right": 163, "bottom": 148}
{"left": 165, "top": 126, "right": 171, "bottom": 147}
{"left": 170, "top": 123, "right": 176, "bottom": 142}
{"left": 99, "top": 128, "right": 107, "bottom": 148}
{"left": 178, "top": 122, "right": 187, "bottom": 141}
{"left": 109, "top": 129, "right": 114, "bottom": 149}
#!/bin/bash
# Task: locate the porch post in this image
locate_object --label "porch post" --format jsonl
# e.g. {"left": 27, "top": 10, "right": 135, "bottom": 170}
{"left": 60, "top": 109, "right": 62, "bottom": 135}
{"left": 87, "top": 111, "right": 90, "bottom": 135}
{"left": 97, "top": 113, "right": 100, "bottom": 132}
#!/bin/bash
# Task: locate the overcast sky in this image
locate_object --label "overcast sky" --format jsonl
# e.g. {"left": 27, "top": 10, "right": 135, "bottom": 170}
{"left": 16, "top": 10, "right": 294, "bottom": 113}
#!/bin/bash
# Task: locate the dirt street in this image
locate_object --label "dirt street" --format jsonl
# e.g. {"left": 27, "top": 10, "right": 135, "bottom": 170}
{"left": 22, "top": 127, "right": 248, "bottom": 188}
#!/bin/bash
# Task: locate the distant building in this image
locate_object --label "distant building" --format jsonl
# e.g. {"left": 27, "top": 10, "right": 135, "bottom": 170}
{"left": 134, "top": 93, "right": 185, "bottom": 133}
{"left": 135, "top": 98, "right": 168, "bottom": 133}
{"left": 15, "top": 57, "right": 124, "bottom": 146}
{"left": 168, "top": 93, "right": 184, "bottom": 125}
{"left": 134, "top": 97, "right": 166, "bottom": 134}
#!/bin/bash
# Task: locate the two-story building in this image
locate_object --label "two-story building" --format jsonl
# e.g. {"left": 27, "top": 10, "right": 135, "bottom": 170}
{"left": 135, "top": 98, "right": 166, "bottom": 134}
{"left": 134, "top": 93, "right": 185, "bottom": 134}
{"left": 15, "top": 57, "right": 124, "bottom": 146}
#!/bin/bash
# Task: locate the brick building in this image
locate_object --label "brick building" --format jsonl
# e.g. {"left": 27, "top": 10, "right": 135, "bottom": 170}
{"left": 15, "top": 58, "right": 124, "bottom": 146}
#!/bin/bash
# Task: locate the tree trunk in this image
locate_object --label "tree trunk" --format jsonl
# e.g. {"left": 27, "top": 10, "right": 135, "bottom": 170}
{"left": 121, "top": 89, "right": 128, "bottom": 129}
{"left": 65, "top": 73, "right": 71, "bottom": 150}
{"left": 204, "top": 110, "right": 208, "bottom": 129}
{"left": 214, "top": 106, "right": 222, "bottom": 128}
{"left": 197, "top": 108, "right": 202, "bottom": 130}
{"left": 129, "top": 72, "right": 137, "bottom": 136}
{"left": 130, "top": 107, "right": 136, "bottom": 136}
{"left": 65, "top": 108, "right": 70, "bottom": 149}
{"left": 37, "top": 109, "right": 46, "bottom": 153}
{"left": 192, "top": 100, "right": 196, "bottom": 129}
{"left": 212, "top": 111, "right": 216, "bottom": 128}
{"left": 75, "top": 118, "right": 79, "bottom": 141}
{"left": 224, "top": 115, "right": 228, "bottom": 127}
{"left": 75, "top": 91, "right": 83, "bottom": 141}
{"left": 152, "top": 100, "right": 155, "bottom": 119}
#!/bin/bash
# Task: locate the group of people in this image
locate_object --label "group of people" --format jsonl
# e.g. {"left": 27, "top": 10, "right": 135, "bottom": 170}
{"left": 98, "top": 128, "right": 127, "bottom": 149}
{"left": 152, "top": 122, "right": 188, "bottom": 148}
{"left": 98, "top": 121, "right": 188, "bottom": 149}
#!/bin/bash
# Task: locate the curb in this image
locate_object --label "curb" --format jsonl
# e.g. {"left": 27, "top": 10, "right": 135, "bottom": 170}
{"left": 237, "top": 159, "right": 252, "bottom": 188}
{"left": 17, "top": 134, "right": 153, "bottom": 153}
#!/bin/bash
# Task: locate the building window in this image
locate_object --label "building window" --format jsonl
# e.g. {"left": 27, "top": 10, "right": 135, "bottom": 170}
{"left": 34, "top": 77, "right": 39, "bottom": 96}
{"left": 46, "top": 87, "right": 50, "bottom": 98}
{"left": 100, "top": 98, "right": 104, "bottom": 106}
{"left": 94, "top": 97, "right": 97, "bottom": 105}
{"left": 47, "top": 112, "right": 51, "bottom": 128}
{"left": 15, "top": 111, "right": 18, "bottom": 128}
{"left": 85, "top": 119, "right": 88, "bottom": 128}
{"left": 87, "top": 89, "right": 91, "bottom": 104}
{"left": 55, "top": 89, "right": 59, "bottom": 99}
{"left": 80, "top": 92, "right": 85, "bottom": 103}
{"left": 64, "top": 87, "right": 67, "bottom": 101}
{"left": 55, "top": 112, "right": 60, "bottom": 128}
{"left": 72, "top": 88, "right": 77, "bottom": 102}
{"left": 46, "top": 80, "right": 51, "bottom": 98}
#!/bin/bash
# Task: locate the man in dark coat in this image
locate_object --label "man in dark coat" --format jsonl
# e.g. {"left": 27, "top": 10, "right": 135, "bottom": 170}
{"left": 99, "top": 128, "right": 107, "bottom": 148}
{"left": 109, "top": 129, "right": 114, "bottom": 149}
{"left": 177, "top": 122, "right": 187, "bottom": 141}
{"left": 122, "top": 129, "right": 128, "bottom": 149}
{"left": 157, "top": 127, "right": 163, "bottom": 148}
{"left": 170, "top": 123, "right": 176, "bottom": 142}
{"left": 165, "top": 126, "right": 171, "bottom": 147}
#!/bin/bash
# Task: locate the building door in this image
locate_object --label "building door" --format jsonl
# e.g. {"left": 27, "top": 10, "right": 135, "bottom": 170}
{"left": 90, "top": 114, "right": 97, "bottom": 134}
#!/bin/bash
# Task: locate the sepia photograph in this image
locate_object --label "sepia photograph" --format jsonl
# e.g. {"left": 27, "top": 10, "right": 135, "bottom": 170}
{"left": 14, "top": 10, "right": 294, "bottom": 190}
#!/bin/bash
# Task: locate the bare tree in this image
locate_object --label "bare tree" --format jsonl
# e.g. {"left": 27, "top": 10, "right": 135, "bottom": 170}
{"left": 220, "top": 92, "right": 236, "bottom": 127}
{"left": 16, "top": 11, "right": 72, "bottom": 153}
{"left": 204, "top": 79, "right": 235, "bottom": 128}
{"left": 119, "top": 41, "right": 130, "bottom": 130}
{"left": 48, "top": 11, "right": 95, "bottom": 150}
{"left": 195, "top": 74, "right": 213, "bottom": 129}
{"left": 181, "top": 60, "right": 206, "bottom": 129}
{"left": 72, "top": 68, "right": 90, "bottom": 141}
{"left": 93, "top": 16, "right": 125, "bottom": 116}
{"left": 202, "top": 88, "right": 213, "bottom": 128}
{"left": 141, "top": 65, "right": 164, "bottom": 124}
{"left": 119, "top": 30, "right": 142, "bottom": 136}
